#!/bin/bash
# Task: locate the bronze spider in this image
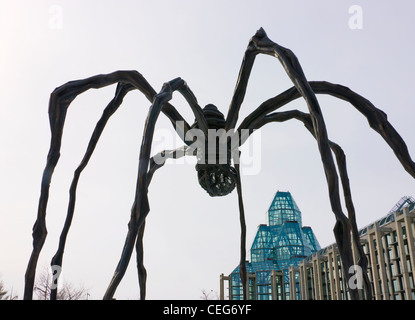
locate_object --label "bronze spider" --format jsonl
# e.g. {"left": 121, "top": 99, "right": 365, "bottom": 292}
{"left": 24, "top": 28, "right": 415, "bottom": 300}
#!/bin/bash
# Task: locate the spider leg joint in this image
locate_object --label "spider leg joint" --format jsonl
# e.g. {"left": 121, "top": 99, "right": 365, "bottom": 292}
{"left": 255, "top": 27, "right": 267, "bottom": 39}
{"left": 251, "top": 27, "right": 275, "bottom": 51}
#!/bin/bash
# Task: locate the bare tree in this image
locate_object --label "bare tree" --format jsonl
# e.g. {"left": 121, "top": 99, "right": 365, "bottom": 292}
{"left": 0, "top": 279, "right": 18, "bottom": 300}
{"left": 200, "top": 289, "right": 219, "bottom": 300}
{"left": 34, "top": 266, "right": 88, "bottom": 300}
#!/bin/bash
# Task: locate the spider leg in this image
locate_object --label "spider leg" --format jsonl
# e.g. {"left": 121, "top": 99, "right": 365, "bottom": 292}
{"left": 225, "top": 40, "right": 256, "bottom": 131}
{"left": 234, "top": 156, "right": 248, "bottom": 300}
{"left": 240, "top": 28, "right": 358, "bottom": 299}
{"left": 24, "top": 70, "right": 192, "bottom": 300}
{"left": 224, "top": 27, "right": 315, "bottom": 131}
{"left": 135, "top": 145, "right": 192, "bottom": 300}
{"left": 48, "top": 82, "right": 131, "bottom": 300}
{"left": 147, "top": 145, "right": 191, "bottom": 185}
{"left": 135, "top": 221, "right": 147, "bottom": 300}
{"left": 251, "top": 110, "right": 372, "bottom": 299}
{"left": 239, "top": 81, "right": 415, "bottom": 179}
{"left": 103, "top": 78, "right": 204, "bottom": 300}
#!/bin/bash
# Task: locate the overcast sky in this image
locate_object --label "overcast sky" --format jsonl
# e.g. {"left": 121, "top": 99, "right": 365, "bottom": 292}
{"left": 1, "top": 0, "right": 414, "bottom": 300}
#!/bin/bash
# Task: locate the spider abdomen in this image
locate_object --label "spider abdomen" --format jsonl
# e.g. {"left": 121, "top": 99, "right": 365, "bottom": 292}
{"left": 192, "top": 104, "right": 237, "bottom": 197}
{"left": 196, "top": 163, "right": 237, "bottom": 197}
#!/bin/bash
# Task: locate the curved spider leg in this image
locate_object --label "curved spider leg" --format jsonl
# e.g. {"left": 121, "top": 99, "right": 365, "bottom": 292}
{"left": 135, "top": 145, "right": 192, "bottom": 300}
{"left": 24, "top": 70, "right": 191, "bottom": 300}
{"left": 232, "top": 28, "right": 359, "bottom": 299}
{"left": 49, "top": 82, "right": 131, "bottom": 300}
{"left": 250, "top": 110, "right": 372, "bottom": 299}
{"left": 224, "top": 41, "right": 256, "bottom": 131}
{"left": 309, "top": 81, "right": 415, "bottom": 178}
{"left": 103, "top": 78, "right": 207, "bottom": 300}
{"left": 239, "top": 81, "right": 415, "bottom": 179}
{"left": 329, "top": 143, "right": 372, "bottom": 300}
{"left": 147, "top": 146, "right": 191, "bottom": 185}
{"left": 233, "top": 157, "right": 248, "bottom": 300}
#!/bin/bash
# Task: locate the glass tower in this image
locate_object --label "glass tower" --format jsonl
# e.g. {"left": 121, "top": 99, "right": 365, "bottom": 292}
{"left": 230, "top": 191, "right": 321, "bottom": 300}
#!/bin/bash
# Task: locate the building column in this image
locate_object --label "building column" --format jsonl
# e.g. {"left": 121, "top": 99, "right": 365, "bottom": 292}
{"left": 327, "top": 247, "right": 336, "bottom": 300}
{"left": 352, "top": 238, "right": 367, "bottom": 300}
{"left": 333, "top": 249, "right": 342, "bottom": 300}
{"left": 271, "top": 270, "right": 284, "bottom": 300}
{"left": 311, "top": 255, "right": 317, "bottom": 299}
{"left": 220, "top": 274, "right": 231, "bottom": 300}
{"left": 289, "top": 266, "right": 298, "bottom": 300}
{"left": 298, "top": 262, "right": 304, "bottom": 300}
{"left": 362, "top": 240, "right": 375, "bottom": 297}
{"left": 271, "top": 270, "right": 277, "bottom": 300}
{"left": 322, "top": 257, "right": 329, "bottom": 300}
{"left": 312, "top": 253, "right": 324, "bottom": 300}
{"left": 403, "top": 207, "right": 415, "bottom": 300}
{"left": 374, "top": 226, "right": 390, "bottom": 300}
{"left": 381, "top": 235, "right": 395, "bottom": 299}
{"left": 395, "top": 211, "right": 412, "bottom": 300}
{"left": 300, "top": 262, "right": 309, "bottom": 300}
{"left": 280, "top": 271, "right": 286, "bottom": 300}
{"left": 288, "top": 267, "right": 293, "bottom": 300}
{"left": 367, "top": 232, "right": 381, "bottom": 299}
{"left": 248, "top": 273, "right": 257, "bottom": 300}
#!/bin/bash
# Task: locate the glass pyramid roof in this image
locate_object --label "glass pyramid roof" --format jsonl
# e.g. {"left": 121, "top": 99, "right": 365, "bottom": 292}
{"left": 266, "top": 191, "right": 303, "bottom": 227}
{"left": 231, "top": 191, "right": 321, "bottom": 299}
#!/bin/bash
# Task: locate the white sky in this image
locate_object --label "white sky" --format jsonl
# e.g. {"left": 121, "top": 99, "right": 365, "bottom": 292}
{"left": 0, "top": 0, "right": 414, "bottom": 300}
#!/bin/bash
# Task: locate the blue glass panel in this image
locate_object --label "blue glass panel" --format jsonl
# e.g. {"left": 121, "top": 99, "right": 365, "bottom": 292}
{"left": 229, "top": 191, "right": 321, "bottom": 300}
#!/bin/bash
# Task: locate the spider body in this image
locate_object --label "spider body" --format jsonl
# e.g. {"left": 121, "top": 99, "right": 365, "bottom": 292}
{"left": 192, "top": 104, "right": 238, "bottom": 197}
{"left": 198, "top": 104, "right": 226, "bottom": 129}
{"left": 24, "top": 28, "right": 415, "bottom": 301}
{"left": 196, "top": 163, "right": 237, "bottom": 197}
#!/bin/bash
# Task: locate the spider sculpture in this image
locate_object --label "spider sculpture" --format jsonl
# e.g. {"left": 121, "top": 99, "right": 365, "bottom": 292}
{"left": 24, "top": 28, "right": 415, "bottom": 300}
